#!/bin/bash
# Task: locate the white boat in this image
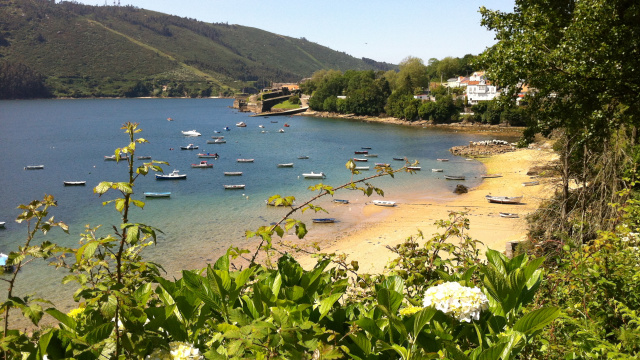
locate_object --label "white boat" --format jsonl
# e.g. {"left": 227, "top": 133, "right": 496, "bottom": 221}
{"left": 223, "top": 184, "right": 245, "bottom": 189}
{"left": 393, "top": 157, "right": 405, "bottom": 161}
{"left": 407, "top": 166, "right": 421, "bottom": 171}
{"left": 485, "top": 195, "right": 523, "bottom": 204}
{"left": 431, "top": 169, "right": 444, "bottom": 172}
{"left": 277, "top": 163, "right": 294, "bottom": 168}
{"left": 297, "top": 155, "right": 309, "bottom": 159}
{"left": 167, "top": 117, "right": 173, "bottom": 121}
{"left": 0, "top": 252, "right": 12, "bottom": 272}
{"left": 0, "top": 222, "right": 5, "bottom": 228}
{"left": 522, "top": 181, "right": 540, "bottom": 186}
{"left": 437, "top": 158, "right": 449, "bottom": 162}
{"left": 333, "top": 199, "right": 349, "bottom": 204}
{"left": 155, "top": 170, "right": 187, "bottom": 180}
{"left": 144, "top": 192, "right": 171, "bottom": 198}
{"left": 302, "top": 172, "right": 326, "bottom": 179}
{"left": 137, "top": 156, "right": 152, "bottom": 160}
{"left": 180, "top": 144, "right": 198, "bottom": 150}
{"left": 198, "top": 153, "right": 219, "bottom": 158}
{"left": 375, "top": 163, "right": 390, "bottom": 167}
{"left": 259, "top": 125, "right": 265, "bottom": 128}
{"left": 191, "top": 161, "right": 213, "bottom": 168}
{"left": 444, "top": 175, "right": 466, "bottom": 180}
{"left": 499, "top": 212, "right": 519, "bottom": 218}
{"left": 24, "top": 165, "right": 44, "bottom": 170}
{"left": 237, "top": 159, "right": 254, "bottom": 163}
{"left": 355, "top": 166, "right": 370, "bottom": 171}
{"left": 236, "top": 122, "right": 247, "bottom": 127}
{"left": 373, "top": 200, "right": 396, "bottom": 207}
{"left": 353, "top": 158, "right": 368, "bottom": 162}
{"left": 104, "top": 154, "right": 128, "bottom": 161}
{"left": 224, "top": 172, "right": 243, "bottom": 176}
{"left": 181, "top": 130, "right": 201, "bottom": 137}
{"left": 207, "top": 139, "right": 226, "bottom": 144}
{"left": 63, "top": 181, "right": 87, "bottom": 186}
{"left": 363, "top": 154, "right": 378, "bottom": 157}
{"left": 278, "top": 129, "right": 285, "bottom": 133}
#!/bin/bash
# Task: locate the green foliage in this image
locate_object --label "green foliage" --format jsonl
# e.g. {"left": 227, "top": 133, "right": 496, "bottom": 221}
{"left": 0, "top": 61, "right": 51, "bottom": 99}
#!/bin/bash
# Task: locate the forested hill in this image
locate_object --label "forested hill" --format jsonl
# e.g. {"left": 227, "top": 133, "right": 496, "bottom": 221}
{"left": 0, "top": 0, "right": 396, "bottom": 98}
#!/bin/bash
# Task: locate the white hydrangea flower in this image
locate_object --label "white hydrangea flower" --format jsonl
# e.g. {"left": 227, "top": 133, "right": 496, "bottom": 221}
{"left": 422, "top": 282, "right": 489, "bottom": 322}
{"left": 146, "top": 342, "right": 202, "bottom": 360}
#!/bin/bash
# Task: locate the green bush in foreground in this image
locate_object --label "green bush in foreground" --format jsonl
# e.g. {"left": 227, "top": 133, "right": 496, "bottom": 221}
{"left": 0, "top": 124, "right": 559, "bottom": 359}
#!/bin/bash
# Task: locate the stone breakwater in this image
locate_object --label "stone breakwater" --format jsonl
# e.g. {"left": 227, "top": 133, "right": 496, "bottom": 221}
{"left": 449, "top": 143, "right": 516, "bottom": 157}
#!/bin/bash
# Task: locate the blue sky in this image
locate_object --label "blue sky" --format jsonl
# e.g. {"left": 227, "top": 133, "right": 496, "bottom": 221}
{"left": 70, "top": 0, "right": 516, "bottom": 64}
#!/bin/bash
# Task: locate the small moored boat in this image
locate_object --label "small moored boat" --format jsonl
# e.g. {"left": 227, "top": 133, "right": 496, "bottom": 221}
{"left": 236, "top": 122, "right": 247, "bottom": 127}
{"left": 353, "top": 158, "right": 368, "bottom": 162}
{"left": 277, "top": 163, "right": 294, "bottom": 168}
{"left": 373, "top": 200, "right": 396, "bottom": 207}
{"left": 223, "top": 184, "right": 245, "bottom": 189}
{"left": 407, "top": 166, "right": 421, "bottom": 171}
{"left": 207, "top": 139, "right": 226, "bottom": 144}
{"left": 224, "top": 172, "right": 243, "bottom": 176}
{"left": 0, "top": 222, "right": 5, "bottom": 228}
{"left": 354, "top": 150, "right": 368, "bottom": 154}
{"left": 198, "top": 153, "right": 219, "bottom": 158}
{"left": 499, "top": 212, "right": 519, "bottom": 218}
{"left": 437, "top": 158, "right": 449, "bottom": 162}
{"left": 355, "top": 166, "right": 370, "bottom": 171}
{"left": 297, "top": 155, "right": 309, "bottom": 159}
{"left": 375, "top": 163, "right": 391, "bottom": 167}
{"left": 0, "top": 253, "right": 13, "bottom": 272}
{"left": 137, "top": 156, "right": 152, "bottom": 160}
{"left": 155, "top": 170, "right": 187, "bottom": 180}
{"left": 481, "top": 174, "right": 502, "bottom": 178}
{"left": 312, "top": 218, "right": 336, "bottom": 223}
{"left": 224, "top": 126, "right": 231, "bottom": 131}
{"left": 431, "top": 169, "right": 444, "bottom": 172}
{"left": 63, "top": 181, "right": 86, "bottom": 186}
{"left": 24, "top": 165, "right": 44, "bottom": 170}
{"left": 393, "top": 157, "right": 405, "bottom": 161}
{"left": 278, "top": 129, "right": 285, "bottom": 133}
{"left": 333, "top": 199, "right": 349, "bottom": 204}
{"left": 180, "top": 144, "right": 198, "bottom": 150}
{"left": 302, "top": 172, "right": 326, "bottom": 179}
{"left": 364, "top": 154, "right": 378, "bottom": 157}
{"left": 181, "top": 130, "right": 201, "bottom": 137}
{"left": 485, "top": 195, "right": 523, "bottom": 204}
{"left": 444, "top": 175, "right": 466, "bottom": 180}
{"left": 522, "top": 181, "right": 540, "bottom": 186}
{"left": 191, "top": 161, "right": 213, "bottom": 168}
{"left": 144, "top": 192, "right": 171, "bottom": 198}
{"left": 361, "top": 147, "right": 372, "bottom": 150}
{"left": 237, "top": 159, "right": 254, "bottom": 163}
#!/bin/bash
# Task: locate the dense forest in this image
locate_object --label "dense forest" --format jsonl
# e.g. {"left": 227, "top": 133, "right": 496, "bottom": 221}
{"left": 2, "top": 0, "right": 640, "bottom": 359}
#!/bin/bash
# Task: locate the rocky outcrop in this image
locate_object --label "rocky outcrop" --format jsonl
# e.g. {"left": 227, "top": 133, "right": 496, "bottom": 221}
{"left": 449, "top": 143, "right": 516, "bottom": 157}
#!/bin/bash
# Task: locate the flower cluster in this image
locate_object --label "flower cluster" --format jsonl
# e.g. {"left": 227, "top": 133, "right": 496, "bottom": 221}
{"left": 146, "top": 342, "right": 202, "bottom": 360}
{"left": 422, "top": 282, "right": 489, "bottom": 322}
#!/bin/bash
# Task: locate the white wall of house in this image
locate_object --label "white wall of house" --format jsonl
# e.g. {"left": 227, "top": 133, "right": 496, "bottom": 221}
{"left": 466, "top": 80, "right": 498, "bottom": 104}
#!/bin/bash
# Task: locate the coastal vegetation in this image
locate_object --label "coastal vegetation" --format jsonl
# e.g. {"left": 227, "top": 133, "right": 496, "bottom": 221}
{"left": 0, "top": 0, "right": 395, "bottom": 99}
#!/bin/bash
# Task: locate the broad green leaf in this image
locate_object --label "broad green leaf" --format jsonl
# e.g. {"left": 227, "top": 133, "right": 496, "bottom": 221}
{"left": 318, "top": 293, "right": 343, "bottom": 320}
{"left": 477, "top": 343, "right": 507, "bottom": 360}
{"left": 45, "top": 309, "right": 77, "bottom": 331}
{"left": 513, "top": 306, "right": 560, "bottom": 334}
{"left": 412, "top": 307, "right": 437, "bottom": 338}
{"left": 86, "top": 322, "right": 114, "bottom": 344}
{"left": 347, "top": 332, "right": 372, "bottom": 356}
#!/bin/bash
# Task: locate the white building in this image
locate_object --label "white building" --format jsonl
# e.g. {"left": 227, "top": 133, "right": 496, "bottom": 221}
{"left": 466, "top": 80, "right": 498, "bottom": 105}
{"left": 469, "top": 71, "right": 486, "bottom": 82}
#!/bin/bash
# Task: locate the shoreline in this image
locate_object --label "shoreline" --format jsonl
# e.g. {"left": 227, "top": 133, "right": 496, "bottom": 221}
{"left": 293, "top": 143, "right": 557, "bottom": 273}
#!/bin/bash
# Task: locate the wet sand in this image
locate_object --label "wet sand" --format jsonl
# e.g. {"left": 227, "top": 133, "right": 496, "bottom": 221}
{"left": 292, "top": 143, "right": 558, "bottom": 273}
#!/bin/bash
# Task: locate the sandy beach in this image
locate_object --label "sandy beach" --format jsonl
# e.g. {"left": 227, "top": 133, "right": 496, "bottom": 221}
{"left": 293, "top": 142, "right": 558, "bottom": 274}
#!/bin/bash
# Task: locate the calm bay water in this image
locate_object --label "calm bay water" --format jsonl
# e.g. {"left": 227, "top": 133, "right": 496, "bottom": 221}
{"left": 0, "top": 98, "right": 513, "bottom": 310}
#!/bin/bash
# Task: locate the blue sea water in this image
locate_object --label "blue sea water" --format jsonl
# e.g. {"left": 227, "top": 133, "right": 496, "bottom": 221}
{"left": 0, "top": 98, "right": 515, "bottom": 310}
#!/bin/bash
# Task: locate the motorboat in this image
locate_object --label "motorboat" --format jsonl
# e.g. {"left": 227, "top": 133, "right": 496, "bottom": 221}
{"left": 191, "top": 161, "right": 213, "bottom": 168}
{"left": 312, "top": 218, "right": 335, "bottom": 223}
{"left": 181, "top": 130, "right": 201, "bottom": 137}
{"left": 167, "top": 117, "right": 173, "bottom": 121}
{"left": 393, "top": 157, "right": 406, "bottom": 161}
{"left": 375, "top": 163, "right": 391, "bottom": 167}
{"left": 0, "top": 222, "right": 5, "bottom": 228}
{"left": 353, "top": 158, "right": 368, "bottom": 162}
{"left": 198, "top": 153, "right": 219, "bottom": 158}
{"left": 137, "top": 156, "right": 152, "bottom": 160}
{"left": 0, "top": 253, "right": 13, "bottom": 272}
{"left": 24, "top": 165, "right": 44, "bottom": 170}
{"left": 237, "top": 159, "right": 254, "bottom": 163}
{"left": 63, "top": 181, "right": 87, "bottom": 186}
{"left": 407, "top": 166, "right": 421, "bottom": 171}
{"left": 364, "top": 154, "right": 378, "bottom": 157}
{"left": 444, "top": 175, "right": 466, "bottom": 180}
{"left": 485, "top": 195, "right": 523, "bottom": 204}
{"left": 144, "top": 192, "right": 171, "bottom": 198}
{"left": 104, "top": 154, "right": 129, "bottom": 161}
{"left": 437, "top": 158, "right": 449, "bottom": 162}
{"left": 432, "top": 169, "right": 443, "bottom": 172}
{"left": 211, "top": 136, "right": 224, "bottom": 139}
{"left": 207, "top": 139, "right": 226, "bottom": 144}
{"left": 362, "top": 147, "right": 372, "bottom": 149}
{"left": 373, "top": 200, "right": 396, "bottom": 207}
{"left": 355, "top": 166, "right": 370, "bottom": 171}
{"left": 236, "top": 122, "right": 247, "bottom": 127}
{"left": 302, "top": 172, "right": 326, "bottom": 179}
{"left": 155, "top": 170, "right": 187, "bottom": 180}
{"left": 284, "top": 123, "right": 290, "bottom": 127}
{"left": 333, "top": 199, "right": 349, "bottom": 204}
{"left": 354, "top": 150, "right": 368, "bottom": 154}
{"left": 180, "top": 144, "right": 198, "bottom": 150}
{"left": 224, "top": 172, "right": 243, "bottom": 176}
{"left": 224, "top": 127, "right": 231, "bottom": 131}
{"left": 499, "top": 212, "right": 519, "bottom": 218}
{"left": 223, "top": 184, "right": 245, "bottom": 189}
{"left": 297, "top": 155, "right": 309, "bottom": 159}
{"left": 258, "top": 125, "right": 265, "bottom": 128}
{"left": 278, "top": 129, "right": 285, "bottom": 133}
{"left": 277, "top": 163, "right": 294, "bottom": 168}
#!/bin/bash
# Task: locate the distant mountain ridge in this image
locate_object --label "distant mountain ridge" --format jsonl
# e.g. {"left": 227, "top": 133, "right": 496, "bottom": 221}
{"left": 0, "top": 0, "right": 397, "bottom": 97}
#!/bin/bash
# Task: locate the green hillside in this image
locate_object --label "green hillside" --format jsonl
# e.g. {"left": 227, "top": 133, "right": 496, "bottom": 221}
{"left": 0, "top": 0, "right": 396, "bottom": 98}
